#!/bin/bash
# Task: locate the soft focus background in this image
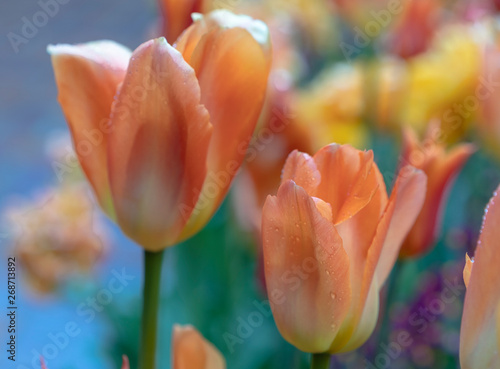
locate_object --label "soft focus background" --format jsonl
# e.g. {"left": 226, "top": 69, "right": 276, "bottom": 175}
{"left": 2, "top": 0, "right": 500, "bottom": 368}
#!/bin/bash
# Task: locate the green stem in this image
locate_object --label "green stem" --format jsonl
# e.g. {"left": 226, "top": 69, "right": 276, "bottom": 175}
{"left": 311, "top": 353, "right": 331, "bottom": 369}
{"left": 140, "top": 250, "right": 164, "bottom": 369}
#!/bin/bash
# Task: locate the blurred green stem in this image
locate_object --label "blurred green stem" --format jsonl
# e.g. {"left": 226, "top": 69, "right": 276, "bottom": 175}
{"left": 311, "top": 353, "right": 330, "bottom": 369}
{"left": 140, "top": 250, "right": 164, "bottom": 369}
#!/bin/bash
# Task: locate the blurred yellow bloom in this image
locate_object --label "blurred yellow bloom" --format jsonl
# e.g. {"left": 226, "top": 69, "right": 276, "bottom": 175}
{"left": 292, "top": 64, "right": 369, "bottom": 150}
{"left": 6, "top": 184, "right": 108, "bottom": 293}
{"left": 377, "top": 23, "right": 483, "bottom": 139}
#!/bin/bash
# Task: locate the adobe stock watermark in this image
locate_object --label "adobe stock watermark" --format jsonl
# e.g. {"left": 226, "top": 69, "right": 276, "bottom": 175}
{"left": 7, "top": 0, "right": 72, "bottom": 54}
{"left": 365, "top": 276, "right": 465, "bottom": 369}
{"left": 339, "top": 0, "right": 403, "bottom": 62}
{"left": 179, "top": 103, "right": 297, "bottom": 221}
{"left": 16, "top": 268, "right": 135, "bottom": 369}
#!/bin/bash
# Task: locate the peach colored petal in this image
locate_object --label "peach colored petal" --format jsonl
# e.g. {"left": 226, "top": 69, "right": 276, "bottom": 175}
{"left": 282, "top": 150, "right": 321, "bottom": 194}
{"left": 332, "top": 167, "right": 425, "bottom": 352}
{"left": 312, "top": 197, "right": 333, "bottom": 222}
{"left": 262, "top": 180, "right": 351, "bottom": 353}
{"left": 332, "top": 276, "right": 379, "bottom": 354}
{"left": 329, "top": 163, "right": 387, "bottom": 349}
{"left": 48, "top": 41, "right": 131, "bottom": 216}
{"left": 178, "top": 12, "right": 271, "bottom": 241}
{"left": 463, "top": 253, "right": 473, "bottom": 288}
{"left": 107, "top": 38, "right": 212, "bottom": 251}
{"left": 174, "top": 16, "right": 208, "bottom": 63}
{"left": 497, "top": 303, "right": 500, "bottom": 356}
{"left": 173, "top": 325, "right": 226, "bottom": 369}
{"left": 312, "top": 144, "right": 379, "bottom": 224}
{"left": 374, "top": 166, "right": 427, "bottom": 285}
{"left": 461, "top": 185, "right": 500, "bottom": 369}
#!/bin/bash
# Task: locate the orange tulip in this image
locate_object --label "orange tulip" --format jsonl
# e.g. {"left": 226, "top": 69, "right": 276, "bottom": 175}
{"left": 388, "top": 0, "right": 441, "bottom": 58}
{"left": 262, "top": 144, "right": 427, "bottom": 354}
{"left": 399, "top": 127, "right": 475, "bottom": 258}
{"left": 460, "top": 185, "right": 500, "bottom": 369}
{"left": 48, "top": 10, "right": 271, "bottom": 251}
{"left": 158, "top": 0, "right": 209, "bottom": 44}
{"left": 172, "top": 325, "right": 226, "bottom": 369}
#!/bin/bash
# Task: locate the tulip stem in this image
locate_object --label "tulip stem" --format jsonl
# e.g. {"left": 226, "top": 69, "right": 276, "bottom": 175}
{"left": 311, "top": 353, "right": 331, "bottom": 369}
{"left": 140, "top": 250, "right": 164, "bottom": 369}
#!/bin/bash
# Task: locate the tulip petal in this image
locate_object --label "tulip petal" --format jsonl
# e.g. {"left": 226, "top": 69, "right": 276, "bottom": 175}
{"left": 262, "top": 180, "right": 351, "bottom": 353}
{"left": 313, "top": 147, "right": 386, "bottom": 349}
{"left": 282, "top": 150, "right": 321, "bottom": 194}
{"left": 177, "top": 11, "right": 272, "bottom": 241}
{"left": 460, "top": 186, "right": 500, "bottom": 369}
{"left": 312, "top": 144, "right": 379, "bottom": 224}
{"left": 48, "top": 41, "right": 131, "bottom": 216}
{"left": 173, "top": 325, "right": 226, "bottom": 369}
{"left": 107, "top": 38, "right": 212, "bottom": 250}
{"left": 332, "top": 277, "right": 379, "bottom": 354}
{"left": 497, "top": 303, "right": 500, "bottom": 356}
{"left": 374, "top": 166, "right": 427, "bottom": 285}
{"left": 331, "top": 166, "right": 426, "bottom": 352}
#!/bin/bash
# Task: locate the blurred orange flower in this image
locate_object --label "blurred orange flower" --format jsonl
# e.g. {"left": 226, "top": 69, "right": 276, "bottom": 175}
{"left": 6, "top": 184, "right": 107, "bottom": 293}
{"left": 49, "top": 10, "right": 271, "bottom": 251}
{"left": 262, "top": 144, "right": 426, "bottom": 353}
{"left": 460, "top": 185, "right": 500, "bottom": 369}
{"left": 172, "top": 325, "right": 226, "bottom": 369}
{"left": 119, "top": 325, "right": 225, "bottom": 369}
{"left": 388, "top": 0, "right": 441, "bottom": 58}
{"left": 158, "top": 0, "right": 208, "bottom": 44}
{"left": 399, "top": 126, "right": 475, "bottom": 258}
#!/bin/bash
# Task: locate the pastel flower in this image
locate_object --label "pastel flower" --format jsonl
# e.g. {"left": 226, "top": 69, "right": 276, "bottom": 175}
{"left": 48, "top": 10, "right": 271, "bottom": 251}
{"left": 399, "top": 126, "right": 475, "bottom": 258}
{"left": 262, "top": 144, "right": 427, "bottom": 353}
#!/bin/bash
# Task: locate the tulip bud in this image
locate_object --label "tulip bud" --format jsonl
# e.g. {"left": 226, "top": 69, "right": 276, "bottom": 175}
{"left": 262, "top": 144, "right": 427, "bottom": 353}
{"left": 399, "top": 126, "right": 475, "bottom": 258}
{"left": 173, "top": 325, "right": 226, "bottom": 369}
